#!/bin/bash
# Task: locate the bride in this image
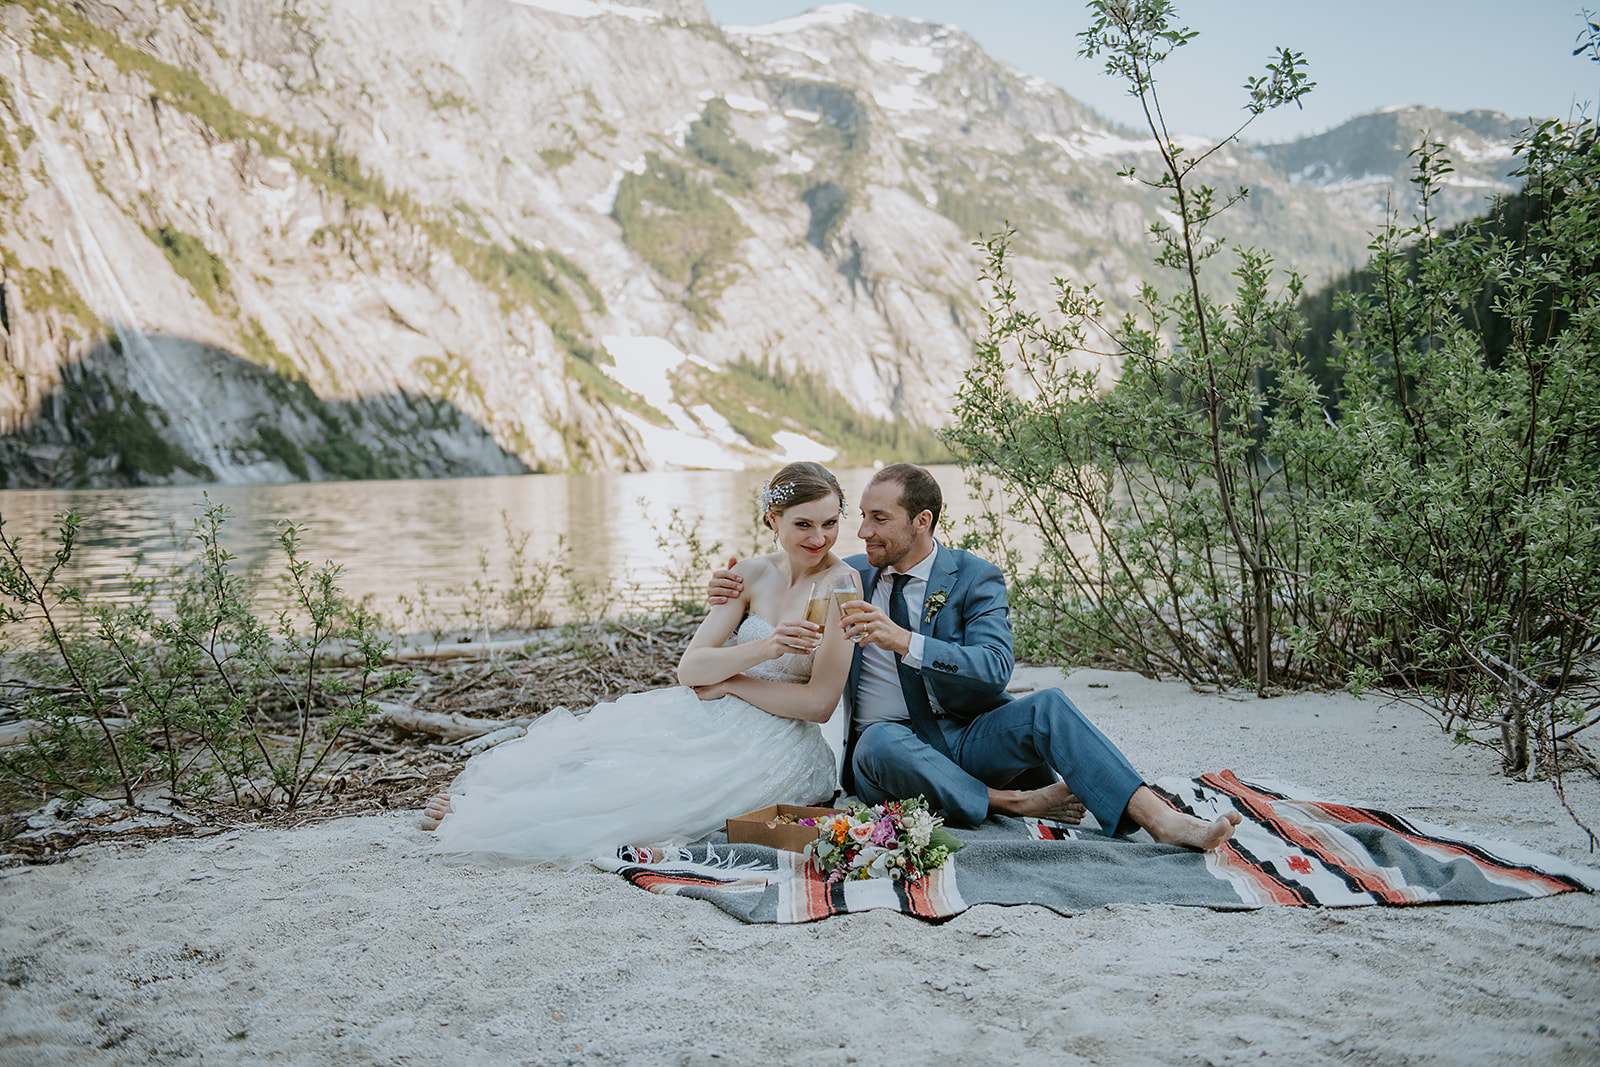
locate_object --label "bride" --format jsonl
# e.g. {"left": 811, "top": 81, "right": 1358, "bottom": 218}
{"left": 422, "top": 461, "right": 855, "bottom": 866}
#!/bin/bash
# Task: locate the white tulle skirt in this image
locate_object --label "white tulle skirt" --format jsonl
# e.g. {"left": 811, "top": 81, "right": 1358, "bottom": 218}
{"left": 431, "top": 686, "right": 837, "bottom": 867}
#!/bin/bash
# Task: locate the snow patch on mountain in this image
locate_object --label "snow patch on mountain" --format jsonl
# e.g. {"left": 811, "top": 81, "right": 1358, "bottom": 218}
{"left": 873, "top": 84, "right": 937, "bottom": 113}
{"left": 725, "top": 3, "right": 866, "bottom": 36}
{"left": 1449, "top": 137, "right": 1515, "bottom": 164}
{"left": 772, "top": 432, "right": 838, "bottom": 463}
{"left": 598, "top": 336, "right": 835, "bottom": 470}
{"left": 868, "top": 40, "right": 943, "bottom": 75}
{"left": 506, "top": 0, "right": 661, "bottom": 21}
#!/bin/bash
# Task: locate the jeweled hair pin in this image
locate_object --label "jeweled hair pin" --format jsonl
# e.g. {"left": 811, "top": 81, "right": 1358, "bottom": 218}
{"left": 758, "top": 480, "right": 846, "bottom": 513}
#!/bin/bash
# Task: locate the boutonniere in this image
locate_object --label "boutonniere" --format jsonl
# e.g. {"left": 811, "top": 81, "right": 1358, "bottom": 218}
{"left": 923, "top": 590, "right": 949, "bottom": 625}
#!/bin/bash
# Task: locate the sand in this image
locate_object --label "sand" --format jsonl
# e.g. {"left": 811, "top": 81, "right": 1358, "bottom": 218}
{"left": 2, "top": 668, "right": 1598, "bottom": 1066}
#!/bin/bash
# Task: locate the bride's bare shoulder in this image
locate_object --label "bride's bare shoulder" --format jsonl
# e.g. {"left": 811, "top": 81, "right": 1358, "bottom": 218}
{"left": 735, "top": 553, "right": 785, "bottom": 582}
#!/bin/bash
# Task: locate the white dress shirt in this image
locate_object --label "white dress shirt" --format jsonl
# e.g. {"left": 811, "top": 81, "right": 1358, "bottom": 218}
{"left": 850, "top": 544, "right": 945, "bottom": 727}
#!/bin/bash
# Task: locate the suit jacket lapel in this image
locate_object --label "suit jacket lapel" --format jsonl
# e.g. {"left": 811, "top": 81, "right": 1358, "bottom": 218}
{"left": 925, "top": 544, "right": 960, "bottom": 638}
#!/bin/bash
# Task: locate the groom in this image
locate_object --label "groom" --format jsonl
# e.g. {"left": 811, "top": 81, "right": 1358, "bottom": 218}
{"left": 710, "top": 463, "right": 1238, "bottom": 850}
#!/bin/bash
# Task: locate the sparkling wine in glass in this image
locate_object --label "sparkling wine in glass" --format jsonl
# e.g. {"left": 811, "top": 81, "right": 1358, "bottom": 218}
{"left": 802, "top": 581, "right": 830, "bottom": 649}
{"left": 831, "top": 570, "right": 865, "bottom": 642}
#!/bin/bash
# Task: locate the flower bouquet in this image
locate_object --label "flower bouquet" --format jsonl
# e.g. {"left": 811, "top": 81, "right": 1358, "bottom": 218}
{"left": 800, "top": 796, "right": 962, "bottom": 883}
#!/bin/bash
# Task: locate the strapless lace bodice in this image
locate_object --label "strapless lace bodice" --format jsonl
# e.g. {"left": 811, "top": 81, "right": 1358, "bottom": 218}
{"left": 739, "top": 615, "right": 814, "bottom": 684}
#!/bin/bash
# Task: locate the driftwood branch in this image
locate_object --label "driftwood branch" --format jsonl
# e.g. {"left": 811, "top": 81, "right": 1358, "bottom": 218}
{"left": 0, "top": 720, "right": 43, "bottom": 747}
{"left": 0, "top": 717, "right": 131, "bottom": 748}
{"left": 384, "top": 637, "right": 537, "bottom": 664}
{"left": 368, "top": 701, "right": 531, "bottom": 742}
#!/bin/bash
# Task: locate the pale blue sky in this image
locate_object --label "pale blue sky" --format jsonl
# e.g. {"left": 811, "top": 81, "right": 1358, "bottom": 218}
{"left": 702, "top": 1, "right": 1600, "bottom": 142}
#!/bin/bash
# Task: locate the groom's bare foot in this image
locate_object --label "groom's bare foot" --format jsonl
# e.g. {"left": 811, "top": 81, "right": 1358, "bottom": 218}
{"left": 1125, "top": 785, "right": 1241, "bottom": 851}
{"left": 987, "top": 781, "right": 1087, "bottom": 824}
{"left": 420, "top": 794, "right": 453, "bottom": 831}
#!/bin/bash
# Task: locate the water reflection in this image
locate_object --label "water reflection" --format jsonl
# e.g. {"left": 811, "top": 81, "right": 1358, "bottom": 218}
{"left": 0, "top": 466, "right": 984, "bottom": 625}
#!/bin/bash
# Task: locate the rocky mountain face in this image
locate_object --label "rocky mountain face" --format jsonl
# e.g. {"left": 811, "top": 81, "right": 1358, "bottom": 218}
{"left": 1253, "top": 106, "right": 1529, "bottom": 234}
{"left": 0, "top": 0, "right": 1532, "bottom": 486}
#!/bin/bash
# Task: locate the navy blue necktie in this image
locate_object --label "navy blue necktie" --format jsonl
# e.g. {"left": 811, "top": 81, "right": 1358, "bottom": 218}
{"left": 889, "top": 574, "right": 952, "bottom": 759}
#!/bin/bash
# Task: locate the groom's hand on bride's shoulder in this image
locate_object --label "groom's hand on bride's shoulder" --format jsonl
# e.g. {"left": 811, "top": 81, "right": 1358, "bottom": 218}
{"left": 707, "top": 556, "right": 743, "bottom": 605}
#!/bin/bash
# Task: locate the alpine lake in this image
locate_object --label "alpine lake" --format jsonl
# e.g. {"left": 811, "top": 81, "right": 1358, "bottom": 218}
{"left": 0, "top": 465, "right": 1001, "bottom": 631}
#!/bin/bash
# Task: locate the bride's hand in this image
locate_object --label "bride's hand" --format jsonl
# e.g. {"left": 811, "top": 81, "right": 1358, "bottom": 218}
{"left": 767, "top": 619, "right": 822, "bottom": 657}
{"left": 707, "top": 557, "right": 743, "bottom": 606}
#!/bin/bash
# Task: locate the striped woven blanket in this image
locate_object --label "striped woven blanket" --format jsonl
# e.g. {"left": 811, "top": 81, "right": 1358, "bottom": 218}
{"left": 596, "top": 771, "right": 1597, "bottom": 924}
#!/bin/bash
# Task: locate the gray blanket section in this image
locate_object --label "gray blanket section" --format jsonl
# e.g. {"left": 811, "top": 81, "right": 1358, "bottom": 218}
{"left": 649, "top": 819, "right": 1252, "bottom": 923}
{"left": 1337, "top": 823, "right": 1562, "bottom": 902}
{"left": 950, "top": 821, "right": 1254, "bottom": 912}
{"left": 641, "top": 814, "right": 1580, "bottom": 923}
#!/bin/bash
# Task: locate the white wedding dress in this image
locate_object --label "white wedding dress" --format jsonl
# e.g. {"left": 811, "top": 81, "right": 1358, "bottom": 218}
{"left": 432, "top": 616, "right": 838, "bottom": 866}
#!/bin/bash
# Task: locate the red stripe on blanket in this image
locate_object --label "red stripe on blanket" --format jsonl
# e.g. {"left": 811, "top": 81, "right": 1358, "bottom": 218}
{"left": 1149, "top": 781, "right": 1314, "bottom": 906}
{"left": 804, "top": 866, "right": 839, "bottom": 921}
{"left": 1198, "top": 772, "right": 1414, "bottom": 902}
{"left": 1206, "top": 770, "right": 1587, "bottom": 895}
{"left": 1212, "top": 841, "right": 1315, "bottom": 906}
{"left": 902, "top": 872, "right": 940, "bottom": 918}
{"left": 624, "top": 870, "right": 740, "bottom": 893}
{"left": 1296, "top": 799, "right": 1586, "bottom": 896}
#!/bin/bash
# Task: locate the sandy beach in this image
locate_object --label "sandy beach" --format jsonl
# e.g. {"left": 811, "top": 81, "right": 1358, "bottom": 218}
{"left": 2, "top": 667, "right": 1597, "bottom": 1066}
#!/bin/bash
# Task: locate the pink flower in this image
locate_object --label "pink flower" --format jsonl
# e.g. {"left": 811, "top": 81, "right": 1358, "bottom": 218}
{"left": 871, "top": 818, "right": 899, "bottom": 847}
{"left": 848, "top": 822, "right": 875, "bottom": 845}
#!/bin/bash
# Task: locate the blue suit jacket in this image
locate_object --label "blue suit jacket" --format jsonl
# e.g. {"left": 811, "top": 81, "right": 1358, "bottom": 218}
{"left": 843, "top": 543, "right": 1016, "bottom": 729}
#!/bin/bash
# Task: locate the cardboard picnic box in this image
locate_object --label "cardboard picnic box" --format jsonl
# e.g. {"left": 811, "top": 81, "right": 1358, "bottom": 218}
{"left": 726, "top": 804, "right": 843, "bottom": 853}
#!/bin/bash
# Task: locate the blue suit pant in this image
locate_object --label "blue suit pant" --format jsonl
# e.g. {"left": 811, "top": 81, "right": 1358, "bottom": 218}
{"left": 851, "top": 689, "right": 1145, "bottom": 833}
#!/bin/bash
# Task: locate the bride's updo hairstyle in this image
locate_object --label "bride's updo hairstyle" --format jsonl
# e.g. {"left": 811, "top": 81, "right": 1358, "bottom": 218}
{"left": 759, "top": 461, "right": 845, "bottom": 530}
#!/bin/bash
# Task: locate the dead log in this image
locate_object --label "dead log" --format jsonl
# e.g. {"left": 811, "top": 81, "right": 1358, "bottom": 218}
{"left": 0, "top": 717, "right": 130, "bottom": 748}
{"left": 369, "top": 701, "right": 531, "bottom": 742}
{"left": 460, "top": 724, "right": 528, "bottom": 755}
{"left": 0, "top": 720, "right": 43, "bottom": 747}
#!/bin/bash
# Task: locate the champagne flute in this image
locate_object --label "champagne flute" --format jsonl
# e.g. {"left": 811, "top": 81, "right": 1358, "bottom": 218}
{"left": 802, "top": 581, "right": 830, "bottom": 651}
{"left": 831, "top": 570, "right": 864, "bottom": 643}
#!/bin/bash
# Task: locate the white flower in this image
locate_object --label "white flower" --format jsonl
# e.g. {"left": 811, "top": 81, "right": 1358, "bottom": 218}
{"left": 902, "top": 809, "right": 934, "bottom": 849}
{"left": 862, "top": 848, "right": 896, "bottom": 879}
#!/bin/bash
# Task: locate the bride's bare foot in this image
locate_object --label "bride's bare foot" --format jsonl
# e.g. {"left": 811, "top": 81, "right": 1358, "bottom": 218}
{"left": 1126, "top": 785, "right": 1241, "bottom": 851}
{"left": 987, "top": 781, "right": 1087, "bottom": 824}
{"left": 420, "top": 794, "right": 453, "bottom": 831}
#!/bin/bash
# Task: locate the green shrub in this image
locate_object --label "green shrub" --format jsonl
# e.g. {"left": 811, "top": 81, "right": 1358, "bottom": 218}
{"left": 77, "top": 390, "right": 210, "bottom": 481}
{"left": 683, "top": 356, "right": 948, "bottom": 466}
{"left": 12, "top": 263, "right": 101, "bottom": 337}
{"left": 305, "top": 422, "right": 396, "bottom": 481}
{"left": 686, "top": 98, "right": 775, "bottom": 194}
{"left": 143, "top": 225, "right": 230, "bottom": 312}
{"left": 15, "top": 0, "right": 282, "bottom": 156}
{"left": 538, "top": 147, "right": 576, "bottom": 170}
{"left": 238, "top": 319, "right": 299, "bottom": 380}
{"left": 948, "top": 0, "right": 1317, "bottom": 690}
{"left": 1305, "top": 127, "right": 1600, "bottom": 774}
{"left": 0, "top": 499, "right": 408, "bottom": 811}
{"left": 253, "top": 424, "right": 310, "bottom": 481}
{"left": 947, "top": 1, "right": 1600, "bottom": 817}
{"left": 613, "top": 152, "right": 749, "bottom": 320}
